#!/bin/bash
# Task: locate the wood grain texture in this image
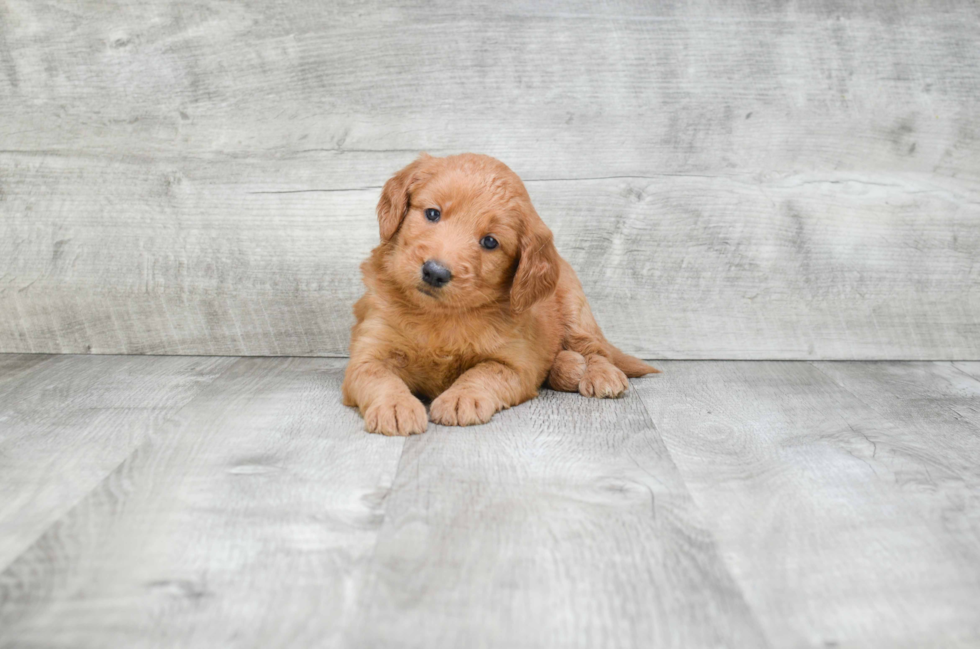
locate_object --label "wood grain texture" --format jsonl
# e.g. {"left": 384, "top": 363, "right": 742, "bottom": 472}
{"left": 1, "top": 0, "right": 979, "bottom": 358}
{"left": 635, "top": 361, "right": 980, "bottom": 648}
{"left": 953, "top": 361, "right": 980, "bottom": 382}
{"left": 0, "top": 354, "right": 52, "bottom": 389}
{"left": 3, "top": 355, "right": 980, "bottom": 647}
{"left": 346, "top": 383, "right": 768, "bottom": 649}
{"left": 0, "top": 354, "right": 233, "bottom": 571}
{"left": 0, "top": 357, "right": 405, "bottom": 649}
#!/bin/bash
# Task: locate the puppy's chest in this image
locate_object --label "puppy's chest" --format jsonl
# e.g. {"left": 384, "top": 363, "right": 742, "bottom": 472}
{"left": 391, "top": 324, "right": 503, "bottom": 396}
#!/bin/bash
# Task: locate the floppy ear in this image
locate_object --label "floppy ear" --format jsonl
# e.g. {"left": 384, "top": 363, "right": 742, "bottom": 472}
{"left": 376, "top": 154, "right": 431, "bottom": 242}
{"left": 511, "top": 214, "right": 560, "bottom": 313}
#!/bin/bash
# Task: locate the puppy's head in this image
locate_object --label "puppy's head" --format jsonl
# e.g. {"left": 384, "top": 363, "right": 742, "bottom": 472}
{"left": 376, "top": 153, "right": 558, "bottom": 313}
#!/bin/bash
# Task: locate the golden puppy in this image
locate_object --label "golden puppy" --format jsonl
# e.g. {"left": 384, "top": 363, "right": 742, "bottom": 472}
{"left": 342, "top": 153, "right": 658, "bottom": 435}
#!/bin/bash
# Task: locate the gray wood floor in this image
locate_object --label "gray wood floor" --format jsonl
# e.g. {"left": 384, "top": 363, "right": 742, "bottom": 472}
{"left": 1, "top": 355, "right": 979, "bottom": 648}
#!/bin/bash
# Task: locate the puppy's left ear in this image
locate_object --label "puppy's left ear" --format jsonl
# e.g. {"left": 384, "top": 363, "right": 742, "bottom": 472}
{"left": 377, "top": 153, "right": 432, "bottom": 242}
{"left": 511, "top": 213, "right": 560, "bottom": 313}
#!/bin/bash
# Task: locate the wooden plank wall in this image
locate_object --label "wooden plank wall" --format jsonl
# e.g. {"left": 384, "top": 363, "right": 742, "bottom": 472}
{"left": 1, "top": 0, "right": 978, "bottom": 359}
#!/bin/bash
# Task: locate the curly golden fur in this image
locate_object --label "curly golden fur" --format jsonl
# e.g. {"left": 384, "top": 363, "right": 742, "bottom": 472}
{"left": 342, "top": 153, "right": 658, "bottom": 435}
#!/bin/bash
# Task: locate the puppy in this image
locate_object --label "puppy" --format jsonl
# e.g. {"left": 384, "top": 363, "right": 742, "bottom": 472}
{"left": 342, "top": 153, "right": 658, "bottom": 435}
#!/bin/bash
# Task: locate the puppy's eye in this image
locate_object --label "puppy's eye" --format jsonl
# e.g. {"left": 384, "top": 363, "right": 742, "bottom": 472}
{"left": 480, "top": 235, "right": 499, "bottom": 250}
{"left": 424, "top": 208, "right": 441, "bottom": 222}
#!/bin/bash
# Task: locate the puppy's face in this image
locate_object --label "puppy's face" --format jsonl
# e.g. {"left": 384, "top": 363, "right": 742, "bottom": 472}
{"left": 376, "top": 154, "right": 558, "bottom": 313}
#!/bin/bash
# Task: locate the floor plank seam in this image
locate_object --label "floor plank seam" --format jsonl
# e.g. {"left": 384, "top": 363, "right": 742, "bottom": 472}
{"left": 949, "top": 361, "right": 980, "bottom": 387}
{"left": 339, "top": 431, "right": 410, "bottom": 622}
{"left": 0, "top": 358, "right": 242, "bottom": 576}
{"left": 628, "top": 382, "right": 776, "bottom": 649}
{"left": 0, "top": 449, "right": 141, "bottom": 577}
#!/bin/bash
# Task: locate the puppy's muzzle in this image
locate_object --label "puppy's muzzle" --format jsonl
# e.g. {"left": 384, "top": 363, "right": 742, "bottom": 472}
{"left": 421, "top": 260, "right": 452, "bottom": 288}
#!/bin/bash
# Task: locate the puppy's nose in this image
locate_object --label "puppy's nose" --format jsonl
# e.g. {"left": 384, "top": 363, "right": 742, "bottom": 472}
{"left": 421, "top": 260, "right": 452, "bottom": 288}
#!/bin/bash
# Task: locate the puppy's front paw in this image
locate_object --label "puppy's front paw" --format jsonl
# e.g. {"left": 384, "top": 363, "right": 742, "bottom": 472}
{"left": 430, "top": 389, "right": 497, "bottom": 426}
{"left": 579, "top": 359, "right": 629, "bottom": 398}
{"left": 363, "top": 393, "right": 428, "bottom": 436}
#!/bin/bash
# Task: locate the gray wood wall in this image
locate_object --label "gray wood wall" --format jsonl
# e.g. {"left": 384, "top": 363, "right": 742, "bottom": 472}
{"left": 1, "top": 0, "right": 978, "bottom": 359}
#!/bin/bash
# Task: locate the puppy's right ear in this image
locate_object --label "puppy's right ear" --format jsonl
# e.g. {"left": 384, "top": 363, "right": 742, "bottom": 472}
{"left": 377, "top": 154, "right": 432, "bottom": 242}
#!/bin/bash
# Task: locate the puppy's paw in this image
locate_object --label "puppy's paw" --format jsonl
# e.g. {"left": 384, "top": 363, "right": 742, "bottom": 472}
{"left": 430, "top": 389, "right": 497, "bottom": 426}
{"left": 363, "top": 393, "right": 428, "bottom": 436}
{"left": 548, "top": 350, "right": 587, "bottom": 392}
{"left": 579, "top": 359, "right": 629, "bottom": 398}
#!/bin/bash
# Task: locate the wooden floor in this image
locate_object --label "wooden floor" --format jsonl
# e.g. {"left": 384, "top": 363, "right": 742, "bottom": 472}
{"left": 1, "top": 355, "right": 978, "bottom": 648}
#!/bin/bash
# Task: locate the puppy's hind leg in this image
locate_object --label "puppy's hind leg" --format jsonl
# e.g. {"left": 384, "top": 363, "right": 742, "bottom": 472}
{"left": 560, "top": 284, "right": 658, "bottom": 399}
{"left": 547, "top": 350, "right": 587, "bottom": 392}
{"left": 579, "top": 354, "right": 630, "bottom": 398}
{"left": 548, "top": 345, "right": 626, "bottom": 398}
{"left": 578, "top": 343, "right": 660, "bottom": 398}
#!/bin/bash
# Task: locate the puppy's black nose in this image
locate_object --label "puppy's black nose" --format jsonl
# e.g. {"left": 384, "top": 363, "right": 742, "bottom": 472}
{"left": 421, "top": 260, "right": 452, "bottom": 288}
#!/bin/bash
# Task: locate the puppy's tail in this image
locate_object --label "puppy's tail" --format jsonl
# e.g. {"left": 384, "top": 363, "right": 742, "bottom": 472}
{"left": 606, "top": 344, "right": 660, "bottom": 377}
